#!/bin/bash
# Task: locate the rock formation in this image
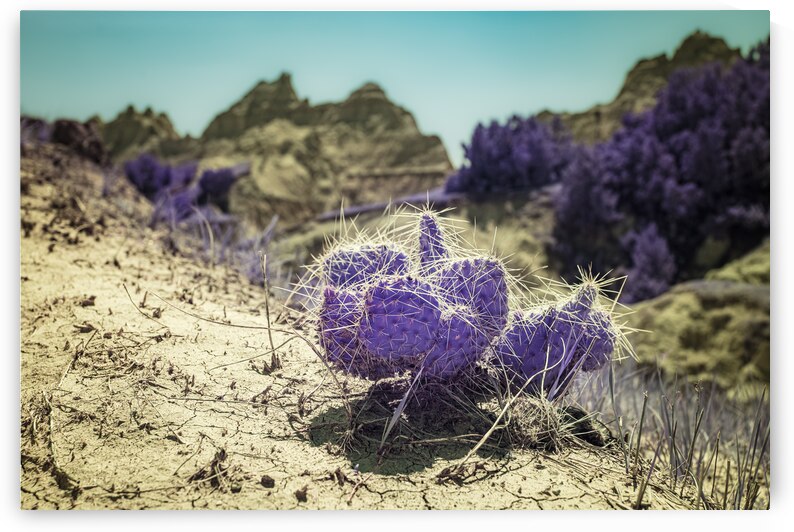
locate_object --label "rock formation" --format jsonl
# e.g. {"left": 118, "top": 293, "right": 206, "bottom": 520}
{"left": 97, "top": 73, "right": 451, "bottom": 226}
{"left": 538, "top": 31, "right": 741, "bottom": 143}
{"left": 98, "top": 105, "right": 193, "bottom": 160}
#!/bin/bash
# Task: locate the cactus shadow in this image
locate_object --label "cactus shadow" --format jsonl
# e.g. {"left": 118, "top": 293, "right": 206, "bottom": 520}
{"left": 307, "top": 380, "right": 507, "bottom": 475}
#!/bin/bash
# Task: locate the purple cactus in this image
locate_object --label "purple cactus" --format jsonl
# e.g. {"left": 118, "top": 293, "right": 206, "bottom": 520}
{"left": 495, "top": 310, "right": 566, "bottom": 393}
{"left": 438, "top": 258, "right": 509, "bottom": 337}
{"left": 319, "top": 287, "right": 363, "bottom": 370}
{"left": 577, "top": 310, "right": 615, "bottom": 372}
{"left": 494, "top": 286, "right": 617, "bottom": 397}
{"left": 312, "top": 211, "right": 624, "bottom": 387}
{"left": 358, "top": 277, "right": 441, "bottom": 362}
{"left": 323, "top": 244, "right": 410, "bottom": 289}
{"left": 421, "top": 308, "right": 490, "bottom": 380}
{"left": 418, "top": 213, "right": 448, "bottom": 273}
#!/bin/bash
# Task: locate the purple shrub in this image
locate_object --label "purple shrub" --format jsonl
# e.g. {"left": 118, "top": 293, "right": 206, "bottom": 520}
{"left": 20, "top": 116, "right": 52, "bottom": 144}
{"left": 621, "top": 224, "right": 677, "bottom": 302}
{"left": 123, "top": 153, "right": 179, "bottom": 201}
{"left": 159, "top": 187, "right": 201, "bottom": 223}
{"left": 197, "top": 167, "right": 238, "bottom": 211}
{"left": 445, "top": 116, "right": 573, "bottom": 195}
{"left": 552, "top": 40, "right": 770, "bottom": 300}
{"left": 171, "top": 161, "right": 199, "bottom": 190}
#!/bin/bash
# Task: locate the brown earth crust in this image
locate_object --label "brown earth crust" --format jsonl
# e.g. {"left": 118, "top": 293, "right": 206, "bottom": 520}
{"left": 20, "top": 145, "right": 691, "bottom": 510}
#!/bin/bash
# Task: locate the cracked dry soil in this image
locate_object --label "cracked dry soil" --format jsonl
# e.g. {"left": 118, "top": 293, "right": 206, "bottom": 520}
{"left": 20, "top": 144, "right": 687, "bottom": 510}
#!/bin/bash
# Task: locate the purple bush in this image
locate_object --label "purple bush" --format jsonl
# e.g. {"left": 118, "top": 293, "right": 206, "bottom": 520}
{"left": 552, "top": 40, "right": 770, "bottom": 301}
{"left": 152, "top": 187, "right": 201, "bottom": 225}
{"left": 124, "top": 154, "right": 255, "bottom": 226}
{"left": 196, "top": 164, "right": 251, "bottom": 211}
{"left": 445, "top": 116, "right": 573, "bottom": 195}
{"left": 124, "top": 154, "right": 189, "bottom": 201}
{"left": 20, "top": 116, "right": 52, "bottom": 144}
{"left": 621, "top": 224, "right": 677, "bottom": 302}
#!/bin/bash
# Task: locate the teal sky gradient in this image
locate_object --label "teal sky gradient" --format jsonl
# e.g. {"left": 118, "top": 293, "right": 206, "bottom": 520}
{"left": 21, "top": 11, "right": 770, "bottom": 166}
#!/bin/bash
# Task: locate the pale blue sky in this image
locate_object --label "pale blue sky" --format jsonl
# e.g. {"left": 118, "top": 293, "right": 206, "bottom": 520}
{"left": 20, "top": 11, "right": 769, "bottom": 166}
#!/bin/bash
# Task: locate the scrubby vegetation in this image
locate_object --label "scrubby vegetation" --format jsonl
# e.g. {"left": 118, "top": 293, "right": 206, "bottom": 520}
{"left": 447, "top": 40, "right": 769, "bottom": 303}
{"left": 445, "top": 117, "right": 573, "bottom": 195}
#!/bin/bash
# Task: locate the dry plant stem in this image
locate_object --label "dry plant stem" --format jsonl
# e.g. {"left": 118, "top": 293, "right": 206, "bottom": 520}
{"left": 379, "top": 368, "right": 423, "bottom": 452}
{"left": 259, "top": 253, "right": 276, "bottom": 357}
{"left": 634, "top": 436, "right": 664, "bottom": 509}
{"left": 632, "top": 391, "right": 648, "bottom": 487}
{"left": 57, "top": 329, "right": 97, "bottom": 390}
{"left": 123, "top": 284, "right": 170, "bottom": 330}
{"left": 147, "top": 290, "right": 295, "bottom": 335}
{"left": 710, "top": 431, "right": 721, "bottom": 499}
{"left": 192, "top": 205, "right": 216, "bottom": 268}
{"left": 456, "top": 351, "right": 565, "bottom": 468}
{"left": 609, "top": 364, "right": 630, "bottom": 474}
{"left": 680, "top": 407, "right": 704, "bottom": 497}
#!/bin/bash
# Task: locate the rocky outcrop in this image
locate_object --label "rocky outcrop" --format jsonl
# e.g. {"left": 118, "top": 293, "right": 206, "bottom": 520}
{"left": 50, "top": 119, "right": 108, "bottom": 165}
{"left": 705, "top": 239, "right": 770, "bottom": 285}
{"left": 96, "top": 73, "right": 451, "bottom": 226}
{"left": 199, "top": 74, "right": 451, "bottom": 227}
{"left": 630, "top": 241, "right": 770, "bottom": 396}
{"left": 99, "top": 105, "right": 184, "bottom": 159}
{"left": 202, "top": 73, "right": 311, "bottom": 140}
{"left": 538, "top": 31, "right": 741, "bottom": 143}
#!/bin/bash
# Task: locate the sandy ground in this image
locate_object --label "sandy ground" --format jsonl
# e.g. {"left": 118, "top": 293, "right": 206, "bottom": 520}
{"left": 20, "top": 144, "right": 689, "bottom": 510}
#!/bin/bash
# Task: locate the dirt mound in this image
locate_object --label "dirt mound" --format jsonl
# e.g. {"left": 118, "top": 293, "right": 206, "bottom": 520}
{"left": 631, "top": 278, "right": 769, "bottom": 396}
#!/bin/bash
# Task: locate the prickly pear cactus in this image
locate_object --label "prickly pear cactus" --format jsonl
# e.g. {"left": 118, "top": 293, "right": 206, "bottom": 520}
{"left": 312, "top": 212, "right": 510, "bottom": 381}
{"left": 310, "top": 209, "right": 627, "bottom": 394}
{"left": 494, "top": 283, "right": 620, "bottom": 397}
